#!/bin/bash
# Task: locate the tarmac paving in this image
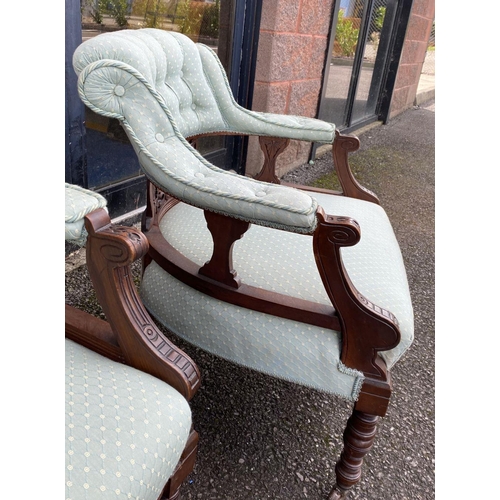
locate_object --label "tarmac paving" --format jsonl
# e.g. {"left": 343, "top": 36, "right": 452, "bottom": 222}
{"left": 65, "top": 98, "right": 435, "bottom": 499}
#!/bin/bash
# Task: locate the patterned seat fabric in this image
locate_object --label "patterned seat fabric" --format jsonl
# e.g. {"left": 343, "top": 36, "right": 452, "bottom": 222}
{"left": 140, "top": 192, "right": 414, "bottom": 401}
{"left": 65, "top": 183, "right": 107, "bottom": 245}
{"left": 73, "top": 29, "right": 338, "bottom": 234}
{"left": 65, "top": 339, "right": 192, "bottom": 500}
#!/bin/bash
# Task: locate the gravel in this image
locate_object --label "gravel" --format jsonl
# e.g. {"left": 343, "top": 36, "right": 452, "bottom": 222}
{"left": 65, "top": 100, "right": 435, "bottom": 499}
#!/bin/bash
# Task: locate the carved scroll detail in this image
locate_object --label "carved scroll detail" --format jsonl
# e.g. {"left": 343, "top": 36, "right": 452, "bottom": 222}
{"left": 84, "top": 208, "right": 201, "bottom": 400}
{"left": 313, "top": 208, "right": 400, "bottom": 381}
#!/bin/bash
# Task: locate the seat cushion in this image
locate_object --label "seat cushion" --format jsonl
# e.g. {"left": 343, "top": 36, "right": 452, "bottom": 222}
{"left": 65, "top": 339, "right": 192, "bottom": 500}
{"left": 140, "top": 192, "right": 413, "bottom": 401}
{"left": 65, "top": 184, "right": 107, "bottom": 245}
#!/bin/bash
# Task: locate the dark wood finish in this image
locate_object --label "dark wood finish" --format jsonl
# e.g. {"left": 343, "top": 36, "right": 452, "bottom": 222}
{"left": 160, "top": 428, "right": 199, "bottom": 500}
{"left": 198, "top": 210, "right": 250, "bottom": 288}
{"left": 328, "top": 410, "right": 380, "bottom": 499}
{"left": 254, "top": 136, "right": 290, "bottom": 183}
{"left": 66, "top": 208, "right": 201, "bottom": 497}
{"left": 332, "top": 131, "right": 380, "bottom": 204}
{"left": 146, "top": 213, "right": 340, "bottom": 331}
{"left": 65, "top": 304, "right": 125, "bottom": 363}
{"left": 83, "top": 208, "right": 201, "bottom": 401}
{"left": 138, "top": 130, "right": 403, "bottom": 500}
{"left": 312, "top": 208, "right": 401, "bottom": 382}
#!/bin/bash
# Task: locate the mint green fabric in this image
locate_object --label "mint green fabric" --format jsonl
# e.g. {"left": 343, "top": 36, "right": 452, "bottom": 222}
{"left": 65, "top": 339, "right": 191, "bottom": 499}
{"left": 65, "top": 183, "right": 107, "bottom": 246}
{"left": 139, "top": 192, "right": 413, "bottom": 400}
{"left": 72, "top": 29, "right": 338, "bottom": 234}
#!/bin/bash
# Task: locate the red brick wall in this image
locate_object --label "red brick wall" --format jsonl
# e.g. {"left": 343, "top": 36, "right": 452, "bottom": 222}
{"left": 390, "top": 0, "right": 435, "bottom": 117}
{"left": 246, "top": 0, "right": 334, "bottom": 177}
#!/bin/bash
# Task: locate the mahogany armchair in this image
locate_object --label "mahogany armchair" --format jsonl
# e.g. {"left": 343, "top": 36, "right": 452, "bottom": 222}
{"left": 65, "top": 183, "right": 200, "bottom": 499}
{"left": 73, "top": 29, "right": 413, "bottom": 499}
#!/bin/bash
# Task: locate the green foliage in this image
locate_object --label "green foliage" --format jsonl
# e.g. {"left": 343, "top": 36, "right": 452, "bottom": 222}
{"left": 140, "top": 0, "right": 171, "bottom": 28}
{"left": 84, "top": 0, "right": 130, "bottom": 27}
{"left": 109, "top": 0, "right": 129, "bottom": 27}
{"left": 176, "top": 0, "right": 220, "bottom": 38}
{"left": 176, "top": 0, "right": 202, "bottom": 34}
{"left": 201, "top": 0, "right": 220, "bottom": 38}
{"left": 373, "top": 6, "right": 386, "bottom": 32}
{"left": 335, "top": 10, "right": 359, "bottom": 58}
{"left": 84, "top": 0, "right": 104, "bottom": 24}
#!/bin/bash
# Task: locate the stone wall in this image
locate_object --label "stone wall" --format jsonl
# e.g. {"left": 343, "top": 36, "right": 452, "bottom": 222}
{"left": 246, "top": 0, "right": 435, "bottom": 176}
{"left": 246, "top": 0, "right": 334, "bottom": 177}
{"left": 390, "top": 0, "right": 435, "bottom": 117}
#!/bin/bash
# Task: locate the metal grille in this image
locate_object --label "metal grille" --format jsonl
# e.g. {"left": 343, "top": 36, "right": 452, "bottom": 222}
{"left": 365, "top": 0, "right": 388, "bottom": 63}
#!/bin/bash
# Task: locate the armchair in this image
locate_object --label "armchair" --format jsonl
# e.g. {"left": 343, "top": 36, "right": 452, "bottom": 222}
{"left": 65, "top": 183, "right": 200, "bottom": 499}
{"left": 73, "top": 29, "right": 413, "bottom": 499}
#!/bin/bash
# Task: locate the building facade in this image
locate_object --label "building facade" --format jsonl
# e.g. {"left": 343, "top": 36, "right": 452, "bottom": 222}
{"left": 65, "top": 0, "right": 435, "bottom": 217}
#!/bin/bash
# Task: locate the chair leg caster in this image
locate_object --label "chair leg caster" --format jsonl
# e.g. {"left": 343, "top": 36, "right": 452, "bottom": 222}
{"left": 328, "top": 485, "right": 347, "bottom": 499}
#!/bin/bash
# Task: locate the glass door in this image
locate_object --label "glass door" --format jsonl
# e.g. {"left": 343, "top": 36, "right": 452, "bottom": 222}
{"left": 81, "top": 0, "right": 231, "bottom": 190}
{"left": 66, "top": 0, "right": 261, "bottom": 218}
{"left": 317, "top": 0, "right": 400, "bottom": 131}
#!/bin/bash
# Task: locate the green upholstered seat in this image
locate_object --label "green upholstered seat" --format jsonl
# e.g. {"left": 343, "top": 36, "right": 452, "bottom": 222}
{"left": 140, "top": 192, "right": 413, "bottom": 401}
{"left": 65, "top": 339, "right": 192, "bottom": 500}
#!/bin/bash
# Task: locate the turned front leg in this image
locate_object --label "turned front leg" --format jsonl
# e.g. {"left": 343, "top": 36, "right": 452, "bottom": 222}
{"left": 329, "top": 410, "right": 380, "bottom": 499}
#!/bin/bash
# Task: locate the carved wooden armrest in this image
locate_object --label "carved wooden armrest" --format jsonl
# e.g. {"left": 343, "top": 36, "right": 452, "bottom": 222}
{"left": 331, "top": 131, "right": 379, "bottom": 203}
{"left": 313, "top": 208, "right": 401, "bottom": 414}
{"left": 81, "top": 208, "right": 200, "bottom": 401}
{"left": 313, "top": 208, "right": 400, "bottom": 401}
{"left": 65, "top": 304, "right": 125, "bottom": 363}
{"left": 253, "top": 132, "right": 379, "bottom": 205}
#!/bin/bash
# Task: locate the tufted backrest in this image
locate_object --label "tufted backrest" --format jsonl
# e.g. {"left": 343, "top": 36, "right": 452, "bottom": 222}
{"left": 73, "top": 29, "right": 334, "bottom": 142}
{"left": 73, "top": 29, "right": 337, "bottom": 234}
{"left": 74, "top": 29, "right": 228, "bottom": 139}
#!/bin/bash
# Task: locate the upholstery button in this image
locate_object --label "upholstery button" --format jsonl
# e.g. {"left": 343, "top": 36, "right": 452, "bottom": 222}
{"left": 255, "top": 191, "right": 266, "bottom": 197}
{"left": 155, "top": 133, "right": 165, "bottom": 143}
{"left": 114, "top": 85, "right": 125, "bottom": 96}
{"left": 191, "top": 103, "right": 197, "bottom": 110}
{"left": 194, "top": 172, "right": 205, "bottom": 179}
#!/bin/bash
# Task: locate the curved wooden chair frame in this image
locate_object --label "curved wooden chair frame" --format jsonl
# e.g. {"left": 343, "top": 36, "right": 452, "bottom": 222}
{"left": 65, "top": 210, "right": 201, "bottom": 500}
{"left": 141, "top": 130, "right": 401, "bottom": 499}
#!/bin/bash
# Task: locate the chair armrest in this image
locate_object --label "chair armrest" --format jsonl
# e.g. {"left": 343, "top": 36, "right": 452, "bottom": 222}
{"left": 197, "top": 43, "right": 335, "bottom": 144}
{"left": 223, "top": 106, "right": 335, "bottom": 143}
{"left": 76, "top": 60, "right": 320, "bottom": 234}
{"left": 138, "top": 141, "right": 320, "bottom": 234}
{"left": 313, "top": 208, "right": 401, "bottom": 382}
{"left": 83, "top": 208, "right": 201, "bottom": 401}
{"left": 65, "top": 304, "right": 125, "bottom": 363}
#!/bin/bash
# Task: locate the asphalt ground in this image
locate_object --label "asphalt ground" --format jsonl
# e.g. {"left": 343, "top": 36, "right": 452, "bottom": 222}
{"left": 65, "top": 99, "right": 435, "bottom": 499}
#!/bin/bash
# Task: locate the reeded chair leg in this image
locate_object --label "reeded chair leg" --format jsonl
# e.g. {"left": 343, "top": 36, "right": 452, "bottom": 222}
{"left": 328, "top": 410, "right": 380, "bottom": 499}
